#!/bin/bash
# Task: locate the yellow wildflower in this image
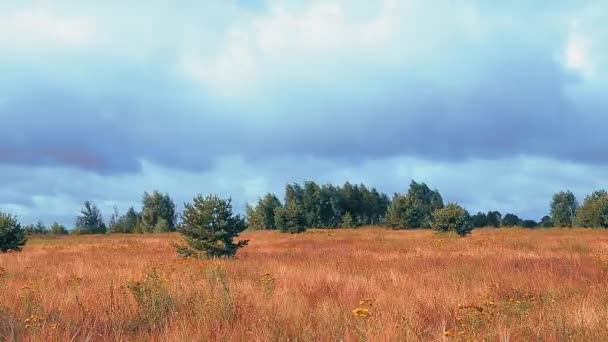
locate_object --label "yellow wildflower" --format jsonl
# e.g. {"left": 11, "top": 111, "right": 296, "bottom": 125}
{"left": 352, "top": 308, "right": 371, "bottom": 318}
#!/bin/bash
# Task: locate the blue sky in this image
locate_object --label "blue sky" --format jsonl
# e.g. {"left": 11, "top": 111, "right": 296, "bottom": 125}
{"left": 1, "top": 0, "right": 607, "bottom": 226}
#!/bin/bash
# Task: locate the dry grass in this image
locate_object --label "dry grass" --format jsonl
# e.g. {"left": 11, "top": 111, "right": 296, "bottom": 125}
{"left": 2, "top": 228, "right": 608, "bottom": 341}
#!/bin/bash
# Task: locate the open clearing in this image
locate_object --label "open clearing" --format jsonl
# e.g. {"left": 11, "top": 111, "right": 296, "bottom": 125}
{"left": 1, "top": 228, "right": 608, "bottom": 341}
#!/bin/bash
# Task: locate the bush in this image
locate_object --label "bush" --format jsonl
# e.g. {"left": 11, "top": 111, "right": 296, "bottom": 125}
{"left": 127, "top": 269, "right": 173, "bottom": 328}
{"left": 0, "top": 212, "right": 27, "bottom": 252}
{"left": 432, "top": 203, "right": 473, "bottom": 236}
{"left": 177, "top": 194, "right": 248, "bottom": 258}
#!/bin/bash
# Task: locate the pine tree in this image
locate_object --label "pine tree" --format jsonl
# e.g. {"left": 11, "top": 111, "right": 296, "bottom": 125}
{"left": 275, "top": 201, "right": 306, "bottom": 233}
{"left": 177, "top": 194, "right": 248, "bottom": 258}
{"left": 340, "top": 212, "right": 356, "bottom": 228}
{"left": 0, "top": 211, "right": 27, "bottom": 252}
{"left": 49, "top": 222, "right": 69, "bottom": 235}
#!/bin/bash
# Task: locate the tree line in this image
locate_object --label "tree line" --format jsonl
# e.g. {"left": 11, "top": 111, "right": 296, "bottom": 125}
{"left": 2, "top": 180, "right": 608, "bottom": 254}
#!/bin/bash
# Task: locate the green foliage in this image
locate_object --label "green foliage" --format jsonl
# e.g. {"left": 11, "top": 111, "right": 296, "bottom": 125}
{"left": 127, "top": 269, "right": 173, "bottom": 328}
{"left": 386, "top": 195, "right": 424, "bottom": 229}
{"left": 141, "top": 191, "right": 177, "bottom": 233}
{"left": 246, "top": 193, "right": 282, "bottom": 230}
{"left": 177, "top": 194, "right": 248, "bottom": 258}
{"left": 153, "top": 218, "right": 170, "bottom": 233}
{"left": 0, "top": 212, "right": 27, "bottom": 252}
{"left": 74, "top": 201, "right": 107, "bottom": 234}
{"left": 340, "top": 212, "right": 356, "bottom": 228}
{"left": 386, "top": 181, "right": 443, "bottom": 229}
{"left": 576, "top": 190, "right": 608, "bottom": 228}
{"left": 540, "top": 215, "right": 553, "bottom": 228}
{"left": 275, "top": 201, "right": 306, "bottom": 233}
{"left": 550, "top": 191, "right": 578, "bottom": 227}
{"left": 406, "top": 181, "right": 444, "bottom": 228}
{"left": 49, "top": 222, "right": 69, "bottom": 235}
{"left": 111, "top": 207, "right": 140, "bottom": 233}
{"left": 502, "top": 213, "right": 521, "bottom": 227}
{"left": 486, "top": 211, "right": 502, "bottom": 227}
{"left": 520, "top": 219, "right": 538, "bottom": 229}
{"left": 247, "top": 181, "right": 390, "bottom": 230}
{"left": 432, "top": 203, "right": 473, "bottom": 236}
{"left": 471, "top": 212, "right": 489, "bottom": 228}
{"left": 24, "top": 221, "right": 48, "bottom": 235}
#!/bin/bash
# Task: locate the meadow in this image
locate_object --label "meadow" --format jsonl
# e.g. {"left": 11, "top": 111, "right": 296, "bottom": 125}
{"left": 1, "top": 228, "right": 608, "bottom": 341}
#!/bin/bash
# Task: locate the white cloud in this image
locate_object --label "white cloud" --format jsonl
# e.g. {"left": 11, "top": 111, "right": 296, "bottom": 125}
{"left": 0, "top": 7, "right": 97, "bottom": 49}
{"left": 175, "top": 0, "right": 401, "bottom": 96}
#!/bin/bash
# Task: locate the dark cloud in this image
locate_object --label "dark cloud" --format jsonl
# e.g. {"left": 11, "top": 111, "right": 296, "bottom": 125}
{"left": 0, "top": 0, "right": 606, "bottom": 226}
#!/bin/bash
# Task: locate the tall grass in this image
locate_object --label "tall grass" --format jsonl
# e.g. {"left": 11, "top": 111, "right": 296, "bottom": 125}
{"left": 0, "top": 228, "right": 607, "bottom": 340}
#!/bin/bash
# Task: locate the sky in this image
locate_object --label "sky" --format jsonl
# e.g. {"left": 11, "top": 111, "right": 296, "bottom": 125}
{"left": 1, "top": 0, "right": 607, "bottom": 226}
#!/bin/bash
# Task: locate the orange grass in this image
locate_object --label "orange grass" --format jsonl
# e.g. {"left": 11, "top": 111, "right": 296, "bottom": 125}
{"left": 2, "top": 228, "right": 608, "bottom": 341}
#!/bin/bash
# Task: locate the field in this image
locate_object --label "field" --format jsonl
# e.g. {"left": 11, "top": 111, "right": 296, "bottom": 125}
{"left": 1, "top": 228, "right": 608, "bottom": 341}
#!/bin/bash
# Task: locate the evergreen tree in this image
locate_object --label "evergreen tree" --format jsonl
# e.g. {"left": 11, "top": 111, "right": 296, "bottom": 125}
{"left": 385, "top": 181, "right": 444, "bottom": 229}
{"left": 23, "top": 224, "right": 36, "bottom": 235}
{"left": 340, "top": 212, "right": 356, "bottom": 228}
{"left": 406, "top": 181, "right": 444, "bottom": 228}
{"left": 486, "top": 211, "right": 502, "bottom": 228}
{"left": 275, "top": 201, "right": 306, "bottom": 233}
{"left": 0, "top": 211, "right": 27, "bottom": 252}
{"left": 34, "top": 221, "right": 48, "bottom": 234}
{"left": 177, "top": 194, "right": 248, "bottom": 258}
{"left": 432, "top": 203, "right": 473, "bottom": 236}
{"left": 302, "top": 181, "right": 322, "bottom": 227}
{"left": 550, "top": 191, "right": 578, "bottom": 227}
{"left": 74, "top": 201, "right": 107, "bottom": 234}
{"left": 49, "top": 222, "right": 69, "bottom": 235}
{"left": 502, "top": 213, "right": 521, "bottom": 227}
{"left": 246, "top": 193, "right": 282, "bottom": 230}
{"left": 24, "top": 221, "right": 48, "bottom": 235}
{"left": 520, "top": 219, "right": 538, "bottom": 229}
{"left": 471, "top": 212, "right": 489, "bottom": 228}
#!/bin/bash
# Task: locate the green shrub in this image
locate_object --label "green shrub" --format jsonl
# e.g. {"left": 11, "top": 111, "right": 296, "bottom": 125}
{"left": 274, "top": 201, "right": 306, "bottom": 233}
{"left": 432, "top": 203, "right": 473, "bottom": 236}
{"left": 127, "top": 269, "right": 173, "bottom": 328}
{"left": 0, "top": 212, "right": 27, "bottom": 252}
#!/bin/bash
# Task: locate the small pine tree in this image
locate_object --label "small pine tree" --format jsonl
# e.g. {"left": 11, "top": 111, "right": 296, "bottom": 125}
{"left": 340, "top": 212, "right": 356, "bottom": 228}
{"left": 432, "top": 203, "right": 473, "bottom": 236}
{"left": 0, "top": 211, "right": 27, "bottom": 252}
{"left": 49, "top": 222, "right": 69, "bottom": 235}
{"left": 275, "top": 201, "right": 306, "bottom": 233}
{"left": 177, "top": 194, "right": 248, "bottom": 258}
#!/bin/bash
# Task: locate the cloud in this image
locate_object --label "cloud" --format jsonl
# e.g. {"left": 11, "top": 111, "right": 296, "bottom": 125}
{"left": 0, "top": 0, "right": 607, "bottom": 224}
